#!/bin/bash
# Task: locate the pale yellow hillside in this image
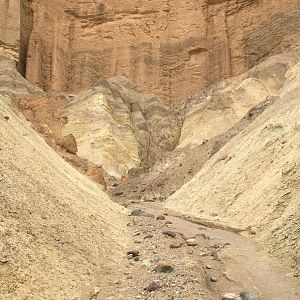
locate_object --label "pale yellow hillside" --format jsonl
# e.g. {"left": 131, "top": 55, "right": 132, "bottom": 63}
{"left": 0, "top": 96, "right": 129, "bottom": 299}
{"left": 166, "top": 62, "right": 300, "bottom": 267}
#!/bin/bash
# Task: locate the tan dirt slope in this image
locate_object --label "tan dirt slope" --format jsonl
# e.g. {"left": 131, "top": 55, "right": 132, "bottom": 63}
{"left": 0, "top": 95, "right": 129, "bottom": 299}
{"left": 165, "top": 61, "right": 300, "bottom": 269}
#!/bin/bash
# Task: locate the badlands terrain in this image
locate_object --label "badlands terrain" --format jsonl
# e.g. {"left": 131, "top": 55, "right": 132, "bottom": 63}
{"left": 1, "top": 0, "right": 300, "bottom": 299}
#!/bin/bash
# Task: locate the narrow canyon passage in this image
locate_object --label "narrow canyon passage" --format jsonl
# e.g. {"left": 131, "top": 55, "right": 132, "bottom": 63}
{"left": 1, "top": 0, "right": 300, "bottom": 299}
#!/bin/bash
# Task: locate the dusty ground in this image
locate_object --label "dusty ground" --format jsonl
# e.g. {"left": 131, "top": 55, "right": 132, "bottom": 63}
{"left": 107, "top": 202, "right": 300, "bottom": 300}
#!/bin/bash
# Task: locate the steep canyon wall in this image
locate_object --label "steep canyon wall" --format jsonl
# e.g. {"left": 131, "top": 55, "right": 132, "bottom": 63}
{"left": 1, "top": 1, "right": 300, "bottom": 104}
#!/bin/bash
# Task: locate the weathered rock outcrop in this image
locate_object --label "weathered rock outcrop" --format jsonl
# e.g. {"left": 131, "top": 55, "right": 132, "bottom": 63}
{"left": 110, "top": 47, "right": 300, "bottom": 201}
{"left": 17, "top": 0, "right": 300, "bottom": 104}
{"left": 62, "top": 76, "right": 180, "bottom": 178}
{"left": 0, "top": 95, "right": 129, "bottom": 299}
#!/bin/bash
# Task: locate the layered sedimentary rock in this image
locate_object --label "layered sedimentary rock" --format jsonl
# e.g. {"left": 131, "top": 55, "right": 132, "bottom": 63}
{"left": 0, "top": 95, "right": 129, "bottom": 299}
{"left": 165, "top": 58, "right": 300, "bottom": 268}
{"left": 18, "top": 0, "right": 300, "bottom": 104}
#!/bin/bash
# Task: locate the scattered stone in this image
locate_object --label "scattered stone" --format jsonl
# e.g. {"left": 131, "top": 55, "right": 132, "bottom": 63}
{"left": 186, "top": 238, "right": 198, "bottom": 246}
{"left": 127, "top": 250, "right": 139, "bottom": 258}
{"left": 222, "top": 293, "right": 240, "bottom": 300}
{"left": 145, "top": 281, "right": 161, "bottom": 292}
{"left": 240, "top": 292, "right": 260, "bottom": 300}
{"left": 131, "top": 210, "right": 154, "bottom": 218}
{"left": 154, "top": 264, "right": 174, "bottom": 273}
{"left": 92, "top": 287, "right": 101, "bottom": 296}
{"left": 144, "top": 234, "right": 154, "bottom": 239}
{"left": 162, "top": 231, "right": 176, "bottom": 238}
{"left": 249, "top": 227, "right": 257, "bottom": 235}
{"left": 134, "top": 257, "right": 139, "bottom": 262}
{"left": 111, "top": 182, "right": 118, "bottom": 187}
{"left": 165, "top": 220, "right": 173, "bottom": 225}
{"left": 4, "top": 116, "right": 9, "bottom": 121}
{"left": 205, "top": 264, "right": 212, "bottom": 269}
{"left": 210, "top": 276, "right": 218, "bottom": 282}
{"left": 114, "top": 191, "right": 124, "bottom": 196}
{"left": 156, "top": 215, "right": 166, "bottom": 220}
{"left": 170, "top": 243, "right": 183, "bottom": 249}
{"left": 153, "top": 255, "right": 161, "bottom": 263}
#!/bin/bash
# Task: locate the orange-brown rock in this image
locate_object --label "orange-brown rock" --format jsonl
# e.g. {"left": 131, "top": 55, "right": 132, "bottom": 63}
{"left": 0, "top": 0, "right": 20, "bottom": 59}
{"left": 58, "top": 134, "right": 78, "bottom": 154}
{"left": 19, "top": 0, "right": 300, "bottom": 104}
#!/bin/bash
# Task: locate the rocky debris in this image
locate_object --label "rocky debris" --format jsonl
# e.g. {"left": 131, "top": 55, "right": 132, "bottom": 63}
{"left": 154, "top": 264, "right": 174, "bottom": 273}
{"left": 222, "top": 293, "right": 241, "bottom": 300}
{"left": 4, "top": 115, "right": 9, "bottom": 120}
{"left": 240, "top": 291, "right": 260, "bottom": 300}
{"left": 170, "top": 243, "right": 183, "bottom": 249}
{"left": 131, "top": 210, "right": 154, "bottom": 218}
{"left": 58, "top": 134, "right": 78, "bottom": 154}
{"left": 186, "top": 238, "right": 198, "bottom": 246}
{"left": 210, "top": 276, "right": 218, "bottom": 282}
{"left": 114, "top": 191, "right": 124, "bottom": 197}
{"left": 144, "top": 234, "right": 154, "bottom": 239}
{"left": 162, "top": 231, "right": 177, "bottom": 238}
{"left": 156, "top": 215, "right": 166, "bottom": 220}
{"left": 127, "top": 250, "right": 140, "bottom": 259}
{"left": 145, "top": 281, "right": 161, "bottom": 292}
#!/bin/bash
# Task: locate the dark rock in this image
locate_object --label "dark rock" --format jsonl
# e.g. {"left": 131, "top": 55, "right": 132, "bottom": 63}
{"left": 134, "top": 257, "right": 139, "bottom": 262}
{"left": 131, "top": 210, "right": 144, "bottom": 216}
{"left": 170, "top": 243, "right": 183, "bottom": 249}
{"left": 154, "top": 264, "right": 174, "bottom": 273}
{"left": 4, "top": 116, "right": 9, "bottom": 121}
{"left": 127, "top": 250, "right": 139, "bottom": 258}
{"left": 59, "top": 134, "right": 78, "bottom": 154}
{"left": 162, "top": 231, "right": 176, "bottom": 238}
{"left": 165, "top": 220, "right": 173, "bottom": 225}
{"left": 240, "top": 292, "right": 260, "bottom": 300}
{"left": 156, "top": 215, "right": 166, "bottom": 220}
{"left": 145, "top": 281, "right": 161, "bottom": 292}
{"left": 114, "top": 191, "right": 124, "bottom": 196}
{"left": 130, "top": 210, "right": 154, "bottom": 218}
{"left": 144, "top": 234, "right": 154, "bottom": 239}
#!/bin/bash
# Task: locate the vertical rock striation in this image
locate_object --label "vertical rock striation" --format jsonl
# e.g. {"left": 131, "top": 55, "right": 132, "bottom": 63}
{"left": 18, "top": 0, "right": 300, "bottom": 104}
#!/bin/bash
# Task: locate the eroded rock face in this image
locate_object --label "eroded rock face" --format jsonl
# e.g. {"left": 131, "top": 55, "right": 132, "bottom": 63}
{"left": 18, "top": 0, "right": 300, "bottom": 104}
{"left": 62, "top": 76, "right": 180, "bottom": 178}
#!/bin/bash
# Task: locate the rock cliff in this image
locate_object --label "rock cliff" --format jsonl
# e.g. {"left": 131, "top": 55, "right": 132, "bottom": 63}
{"left": 1, "top": 0, "right": 299, "bottom": 104}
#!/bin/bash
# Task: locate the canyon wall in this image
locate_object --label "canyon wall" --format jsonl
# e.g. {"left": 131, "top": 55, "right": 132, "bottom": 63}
{"left": 1, "top": 1, "right": 300, "bottom": 104}
{"left": 0, "top": 0, "right": 20, "bottom": 59}
{"left": 21, "top": 0, "right": 300, "bottom": 104}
